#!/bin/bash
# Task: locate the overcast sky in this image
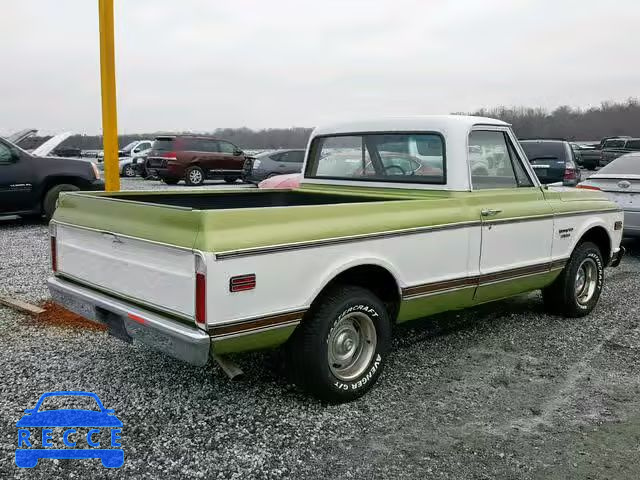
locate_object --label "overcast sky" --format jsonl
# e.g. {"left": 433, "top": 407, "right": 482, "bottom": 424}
{"left": 2, "top": 0, "right": 639, "bottom": 135}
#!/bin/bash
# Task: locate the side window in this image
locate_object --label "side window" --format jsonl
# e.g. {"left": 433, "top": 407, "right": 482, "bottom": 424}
{"left": 506, "top": 137, "right": 533, "bottom": 186}
{"left": 218, "top": 141, "right": 236, "bottom": 154}
{"left": 625, "top": 140, "right": 640, "bottom": 151}
{"left": 289, "top": 151, "right": 305, "bottom": 163}
{"left": 279, "top": 151, "right": 304, "bottom": 163}
{"left": 470, "top": 131, "right": 532, "bottom": 190}
{"left": 0, "top": 143, "right": 14, "bottom": 164}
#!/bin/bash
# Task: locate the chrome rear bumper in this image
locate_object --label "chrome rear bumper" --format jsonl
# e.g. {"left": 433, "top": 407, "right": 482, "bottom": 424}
{"left": 47, "top": 276, "right": 210, "bottom": 366}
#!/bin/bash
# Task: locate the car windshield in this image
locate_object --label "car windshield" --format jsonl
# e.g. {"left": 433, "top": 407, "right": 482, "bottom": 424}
{"left": 121, "top": 141, "right": 138, "bottom": 153}
{"left": 520, "top": 142, "right": 567, "bottom": 162}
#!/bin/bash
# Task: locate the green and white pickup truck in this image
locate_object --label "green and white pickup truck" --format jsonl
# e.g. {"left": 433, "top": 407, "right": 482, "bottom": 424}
{"left": 48, "top": 115, "right": 625, "bottom": 402}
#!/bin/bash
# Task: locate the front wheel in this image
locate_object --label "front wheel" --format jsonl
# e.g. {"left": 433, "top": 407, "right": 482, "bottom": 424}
{"left": 287, "top": 285, "right": 391, "bottom": 402}
{"left": 122, "top": 164, "right": 136, "bottom": 177}
{"left": 542, "top": 241, "right": 604, "bottom": 317}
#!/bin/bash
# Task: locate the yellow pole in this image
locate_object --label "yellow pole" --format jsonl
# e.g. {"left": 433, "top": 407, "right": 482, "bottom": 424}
{"left": 98, "top": 0, "right": 120, "bottom": 191}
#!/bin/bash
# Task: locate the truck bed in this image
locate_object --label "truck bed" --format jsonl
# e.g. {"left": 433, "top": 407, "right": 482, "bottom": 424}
{"left": 109, "top": 190, "right": 392, "bottom": 209}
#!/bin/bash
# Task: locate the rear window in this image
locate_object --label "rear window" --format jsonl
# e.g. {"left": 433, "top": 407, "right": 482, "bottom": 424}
{"left": 152, "top": 138, "right": 176, "bottom": 152}
{"left": 520, "top": 141, "right": 568, "bottom": 162}
{"left": 603, "top": 139, "right": 626, "bottom": 149}
{"left": 597, "top": 153, "right": 640, "bottom": 175}
{"left": 306, "top": 133, "right": 445, "bottom": 185}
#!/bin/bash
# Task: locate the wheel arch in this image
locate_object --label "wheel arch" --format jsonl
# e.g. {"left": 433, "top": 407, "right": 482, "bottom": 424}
{"left": 575, "top": 224, "right": 611, "bottom": 263}
{"left": 307, "top": 259, "right": 403, "bottom": 321}
{"left": 39, "top": 176, "right": 87, "bottom": 200}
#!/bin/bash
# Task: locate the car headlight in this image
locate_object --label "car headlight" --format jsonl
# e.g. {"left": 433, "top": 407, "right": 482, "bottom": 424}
{"left": 253, "top": 159, "right": 261, "bottom": 168}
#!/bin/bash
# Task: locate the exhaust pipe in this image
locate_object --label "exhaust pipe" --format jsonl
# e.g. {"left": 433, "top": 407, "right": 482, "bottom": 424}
{"left": 213, "top": 354, "right": 244, "bottom": 380}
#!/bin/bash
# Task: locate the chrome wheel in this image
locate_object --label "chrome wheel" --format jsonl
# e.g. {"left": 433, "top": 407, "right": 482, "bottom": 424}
{"left": 124, "top": 165, "right": 135, "bottom": 177}
{"left": 328, "top": 311, "right": 377, "bottom": 382}
{"left": 575, "top": 258, "right": 598, "bottom": 305}
{"left": 188, "top": 169, "right": 203, "bottom": 184}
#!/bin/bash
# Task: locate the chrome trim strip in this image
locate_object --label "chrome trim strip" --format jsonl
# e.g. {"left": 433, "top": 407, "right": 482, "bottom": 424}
{"left": 553, "top": 208, "right": 621, "bottom": 218}
{"left": 215, "top": 220, "right": 482, "bottom": 259}
{"left": 401, "top": 259, "right": 568, "bottom": 300}
{"left": 52, "top": 220, "right": 196, "bottom": 253}
{"left": 483, "top": 214, "right": 554, "bottom": 225}
{"left": 208, "top": 308, "right": 307, "bottom": 336}
{"left": 215, "top": 209, "right": 620, "bottom": 260}
{"left": 403, "top": 284, "right": 475, "bottom": 300}
{"left": 211, "top": 319, "right": 301, "bottom": 341}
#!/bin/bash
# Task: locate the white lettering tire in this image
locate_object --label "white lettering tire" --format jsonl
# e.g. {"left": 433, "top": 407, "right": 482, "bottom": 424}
{"left": 287, "top": 285, "right": 391, "bottom": 402}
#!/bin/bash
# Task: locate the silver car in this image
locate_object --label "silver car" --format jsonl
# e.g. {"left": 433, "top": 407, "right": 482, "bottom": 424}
{"left": 578, "top": 152, "right": 640, "bottom": 237}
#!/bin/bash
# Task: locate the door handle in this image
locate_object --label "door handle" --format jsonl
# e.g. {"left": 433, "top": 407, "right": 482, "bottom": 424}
{"left": 481, "top": 208, "right": 502, "bottom": 217}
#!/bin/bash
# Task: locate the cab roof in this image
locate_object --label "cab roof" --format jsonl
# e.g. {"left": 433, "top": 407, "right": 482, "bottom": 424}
{"left": 312, "top": 115, "right": 509, "bottom": 137}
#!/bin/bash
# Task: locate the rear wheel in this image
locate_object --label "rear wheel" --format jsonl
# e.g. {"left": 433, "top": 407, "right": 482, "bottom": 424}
{"left": 43, "top": 184, "right": 80, "bottom": 219}
{"left": 287, "top": 285, "right": 391, "bottom": 402}
{"left": 185, "top": 166, "right": 205, "bottom": 186}
{"left": 542, "top": 241, "right": 604, "bottom": 317}
{"left": 224, "top": 176, "right": 239, "bottom": 184}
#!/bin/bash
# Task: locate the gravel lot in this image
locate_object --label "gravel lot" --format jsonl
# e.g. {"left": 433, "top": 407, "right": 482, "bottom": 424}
{"left": 1, "top": 177, "right": 639, "bottom": 479}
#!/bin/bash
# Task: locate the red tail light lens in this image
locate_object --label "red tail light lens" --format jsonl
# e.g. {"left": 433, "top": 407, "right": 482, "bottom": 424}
{"left": 563, "top": 168, "right": 577, "bottom": 180}
{"left": 162, "top": 151, "right": 177, "bottom": 159}
{"left": 576, "top": 184, "right": 601, "bottom": 191}
{"left": 50, "top": 236, "right": 58, "bottom": 272}
{"left": 195, "top": 255, "right": 206, "bottom": 328}
{"left": 50, "top": 223, "right": 58, "bottom": 273}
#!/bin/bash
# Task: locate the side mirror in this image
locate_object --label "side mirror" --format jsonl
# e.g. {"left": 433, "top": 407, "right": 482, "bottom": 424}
{"left": 10, "top": 149, "right": 20, "bottom": 162}
{"left": 234, "top": 149, "right": 243, "bottom": 156}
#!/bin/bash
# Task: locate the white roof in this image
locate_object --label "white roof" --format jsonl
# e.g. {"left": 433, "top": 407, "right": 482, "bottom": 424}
{"left": 303, "top": 115, "right": 514, "bottom": 191}
{"left": 312, "top": 115, "right": 509, "bottom": 136}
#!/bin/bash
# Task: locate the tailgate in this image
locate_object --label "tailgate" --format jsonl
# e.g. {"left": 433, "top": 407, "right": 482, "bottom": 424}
{"left": 56, "top": 224, "right": 196, "bottom": 318}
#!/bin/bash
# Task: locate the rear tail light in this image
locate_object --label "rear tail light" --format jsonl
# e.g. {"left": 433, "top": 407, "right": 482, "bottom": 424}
{"left": 563, "top": 168, "right": 577, "bottom": 181}
{"left": 162, "top": 151, "right": 177, "bottom": 159}
{"left": 195, "top": 255, "right": 206, "bottom": 328}
{"left": 91, "top": 162, "right": 101, "bottom": 179}
{"left": 576, "top": 184, "right": 601, "bottom": 191}
{"left": 50, "top": 223, "right": 58, "bottom": 273}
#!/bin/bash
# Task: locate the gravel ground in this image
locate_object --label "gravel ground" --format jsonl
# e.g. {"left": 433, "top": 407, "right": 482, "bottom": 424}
{"left": 1, "top": 178, "right": 640, "bottom": 479}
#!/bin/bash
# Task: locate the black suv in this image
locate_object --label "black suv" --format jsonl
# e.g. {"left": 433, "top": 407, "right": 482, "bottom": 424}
{"left": 0, "top": 136, "right": 104, "bottom": 219}
{"left": 519, "top": 139, "right": 579, "bottom": 186}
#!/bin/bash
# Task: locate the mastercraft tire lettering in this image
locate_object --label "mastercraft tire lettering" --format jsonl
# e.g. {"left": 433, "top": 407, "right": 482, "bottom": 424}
{"left": 287, "top": 286, "right": 391, "bottom": 402}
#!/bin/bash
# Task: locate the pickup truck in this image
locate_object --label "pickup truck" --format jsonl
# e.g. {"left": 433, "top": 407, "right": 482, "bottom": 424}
{"left": 47, "top": 116, "right": 625, "bottom": 402}
{"left": 0, "top": 135, "right": 103, "bottom": 219}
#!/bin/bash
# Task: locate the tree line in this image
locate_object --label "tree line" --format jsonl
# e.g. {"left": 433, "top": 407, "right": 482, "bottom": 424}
{"left": 16, "top": 98, "right": 640, "bottom": 151}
